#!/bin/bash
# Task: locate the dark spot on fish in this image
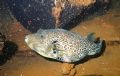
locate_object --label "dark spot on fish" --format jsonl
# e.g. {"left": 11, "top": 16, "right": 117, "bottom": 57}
{"left": 53, "top": 50, "right": 57, "bottom": 54}
{"left": 52, "top": 40, "right": 58, "bottom": 44}
{"left": 57, "top": 57, "right": 63, "bottom": 61}
{"left": 41, "top": 35, "right": 44, "bottom": 38}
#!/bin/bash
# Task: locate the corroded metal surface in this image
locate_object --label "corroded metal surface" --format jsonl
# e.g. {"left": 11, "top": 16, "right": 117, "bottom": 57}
{"left": 4, "top": 0, "right": 110, "bottom": 32}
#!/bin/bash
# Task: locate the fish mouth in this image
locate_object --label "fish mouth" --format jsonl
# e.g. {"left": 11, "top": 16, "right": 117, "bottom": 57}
{"left": 32, "top": 46, "right": 53, "bottom": 58}
{"left": 35, "top": 49, "right": 53, "bottom": 59}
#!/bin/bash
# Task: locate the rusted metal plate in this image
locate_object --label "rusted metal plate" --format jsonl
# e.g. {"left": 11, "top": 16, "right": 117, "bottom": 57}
{"left": 5, "top": 0, "right": 110, "bottom": 32}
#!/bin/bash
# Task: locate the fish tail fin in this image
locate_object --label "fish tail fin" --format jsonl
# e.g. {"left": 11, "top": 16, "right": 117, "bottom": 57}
{"left": 96, "top": 40, "right": 103, "bottom": 53}
{"left": 88, "top": 40, "right": 103, "bottom": 55}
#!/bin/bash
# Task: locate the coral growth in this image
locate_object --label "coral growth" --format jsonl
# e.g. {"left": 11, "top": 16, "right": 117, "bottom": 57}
{"left": 61, "top": 63, "right": 76, "bottom": 76}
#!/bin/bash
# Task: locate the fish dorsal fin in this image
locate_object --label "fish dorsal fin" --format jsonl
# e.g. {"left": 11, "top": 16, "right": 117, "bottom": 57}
{"left": 86, "top": 32, "right": 96, "bottom": 42}
{"left": 37, "top": 28, "right": 43, "bottom": 33}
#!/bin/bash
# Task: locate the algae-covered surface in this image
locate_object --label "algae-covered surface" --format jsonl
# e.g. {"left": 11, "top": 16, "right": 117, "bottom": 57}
{"left": 0, "top": 0, "right": 120, "bottom": 76}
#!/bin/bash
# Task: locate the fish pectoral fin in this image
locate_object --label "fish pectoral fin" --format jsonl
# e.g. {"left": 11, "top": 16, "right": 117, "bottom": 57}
{"left": 47, "top": 44, "right": 55, "bottom": 52}
{"left": 47, "top": 43, "right": 60, "bottom": 52}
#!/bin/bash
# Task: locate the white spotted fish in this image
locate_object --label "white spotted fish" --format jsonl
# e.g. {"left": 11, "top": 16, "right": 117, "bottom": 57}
{"left": 25, "top": 29, "right": 103, "bottom": 62}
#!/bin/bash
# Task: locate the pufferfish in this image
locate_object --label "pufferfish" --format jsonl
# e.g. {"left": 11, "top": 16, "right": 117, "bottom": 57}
{"left": 25, "top": 29, "right": 103, "bottom": 62}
